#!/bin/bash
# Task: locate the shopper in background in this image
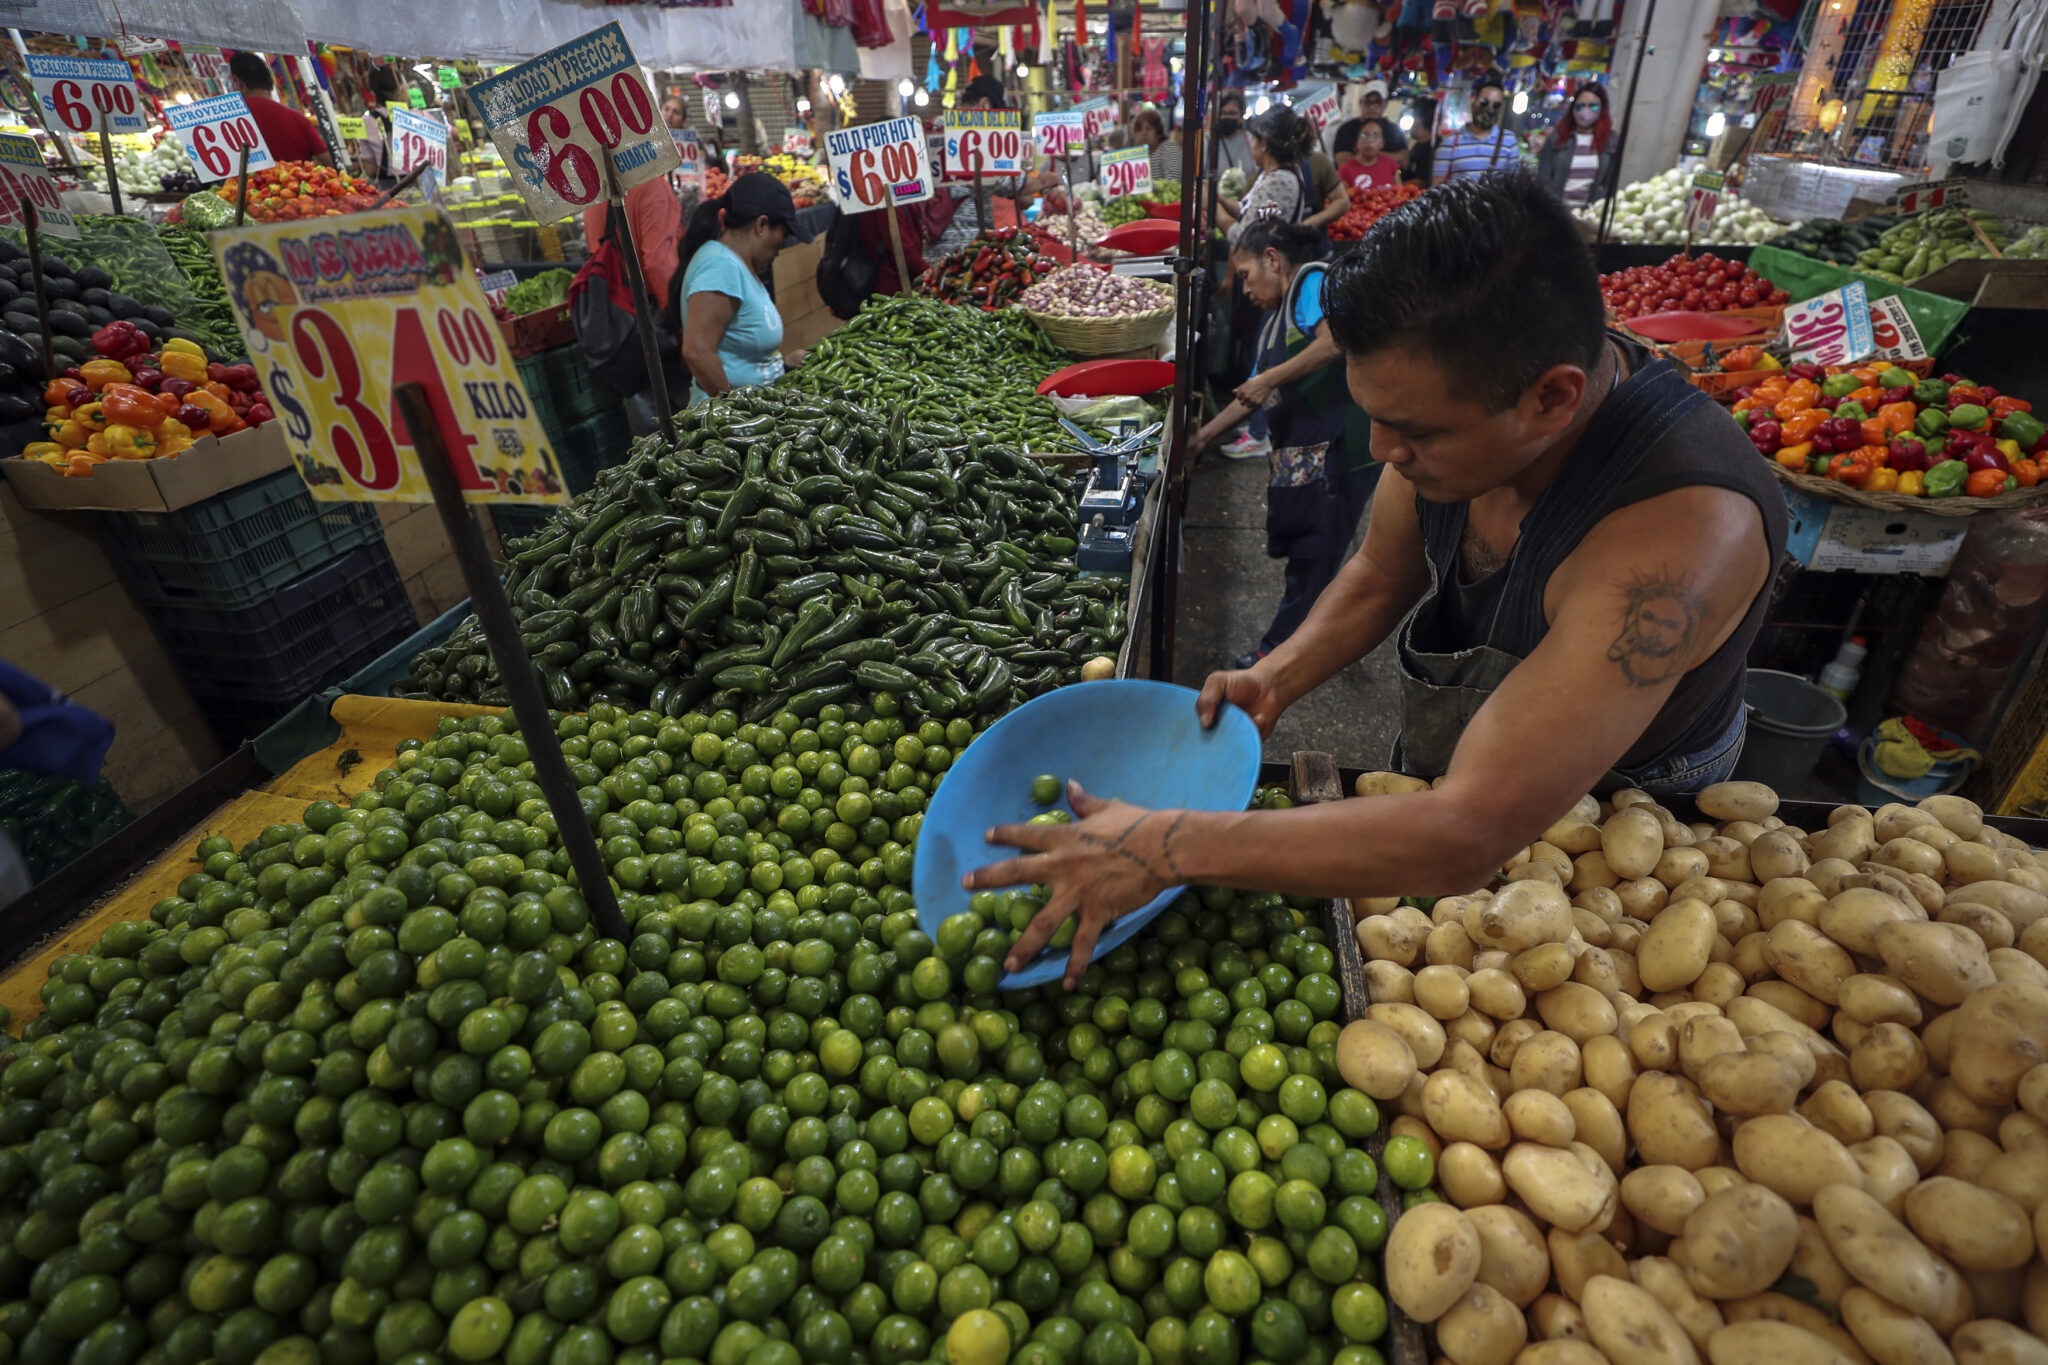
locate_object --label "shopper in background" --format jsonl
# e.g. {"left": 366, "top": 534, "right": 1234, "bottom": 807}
{"left": 1333, "top": 118, "right": 1399, "bottom": 192}
{"left": 359, "top": 66, "right": 403, "bottom": 189}
{"left": 1191, "top": 217, "right": 1375, "bottom": 669}
{"left": 1130, "top": 106, "right": 1183, "bottom": 184}
{"left": 227, "top": 52, "right": 331, "bottom": 166}
{"left": 1303, "top": 139, "right": 1353, "bottom": 234}
{"left": 858, "top": 202, "right": 929, "bottom": 298}
{"left": 1212, "top": 89, "right": 1260, "bottom": 184}
{"left": 662, "top": 95, "right": 690, "bottom": 131}
{"left": 1433, "top": 74, "right": 1515, "bottom": 183}
{"left": 932, "top": 76, "right": 1040, "bottom": 256}
{"left": 1537, "top": 82, "right": 1616, "bottom": 206}
{"left": 1353, "top": 80, "right": 1411, "bottom": 169}
{"left": 581, "top": 175, "right": 684, "bottom": 316}
{"left": 667, "top": 173, "right": 814, "bottom": 406}
{"left": 1218, "top": 105, "right": 1315, "bottom": 244}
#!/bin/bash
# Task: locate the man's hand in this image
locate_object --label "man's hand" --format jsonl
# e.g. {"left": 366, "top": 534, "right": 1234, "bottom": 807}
{"left": 1234, "top": 374, "right": 1276, "bottom": 410}
{"left": 1197, "top": 664, "right": 1286, "bottom": 738}
{"left": 963, "top": 782, "right": 1185, "bottom": 989}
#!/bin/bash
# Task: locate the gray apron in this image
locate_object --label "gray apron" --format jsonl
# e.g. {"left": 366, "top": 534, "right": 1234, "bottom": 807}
{"left": 1391, "top": 354, "right": 1746, "bottom": 793}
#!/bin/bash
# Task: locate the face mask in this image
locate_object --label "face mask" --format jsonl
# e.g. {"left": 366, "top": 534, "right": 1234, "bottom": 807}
{"left": 1574, "top": 105, "right": 1601, "bottom": 128}
{"left": 1469, "top": 102, "right": 1500, "bottom": 130}
{"left": 1218, "top": 117, "right": 1241, "bottom": 136}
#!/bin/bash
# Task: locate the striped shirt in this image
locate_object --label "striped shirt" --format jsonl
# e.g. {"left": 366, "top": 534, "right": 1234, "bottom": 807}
{"left": 1563, "top": 132, "right": 1601, "bottom": 203}
{"left": 1148, "top": 139, "right": 1183, "bottom": 184}
{"left": 1434, "top": 125, "right": 1516, "bottom": 182}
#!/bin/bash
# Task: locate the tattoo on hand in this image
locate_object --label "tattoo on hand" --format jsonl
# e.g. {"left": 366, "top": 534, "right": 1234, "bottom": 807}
{"left": 1606, "top": 568, "right": 1707, "bottom": 687}
{"left": 1073, "top": 811, "right": 1194, "bottom": 893}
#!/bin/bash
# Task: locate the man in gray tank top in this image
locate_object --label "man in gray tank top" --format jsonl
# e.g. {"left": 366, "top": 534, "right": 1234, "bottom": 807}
{"left": 962, "top": 169, "right": 1786, "bottom": 990}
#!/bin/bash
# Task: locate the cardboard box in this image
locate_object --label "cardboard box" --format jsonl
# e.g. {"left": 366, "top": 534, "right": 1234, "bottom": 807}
{"left": 0, "top": 422, "right": 293, "bottom": 513}
{"left": 1781, "top": 485, "right": 1967, "bottom": 577}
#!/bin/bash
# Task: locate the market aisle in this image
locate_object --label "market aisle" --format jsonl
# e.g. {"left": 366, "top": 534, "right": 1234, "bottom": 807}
{"left": 1172, "top": 455, "right": 1403, "bottom": 769}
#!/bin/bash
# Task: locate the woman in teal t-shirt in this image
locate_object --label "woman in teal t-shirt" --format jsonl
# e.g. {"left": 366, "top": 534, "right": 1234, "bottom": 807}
{"left": 666, "top": 173, "right": 815, "bottom": 406}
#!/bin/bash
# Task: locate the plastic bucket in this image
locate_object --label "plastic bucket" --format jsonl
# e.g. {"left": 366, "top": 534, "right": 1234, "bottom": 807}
{"left": 1733, "top": 669, "right": 1847, "bottom": 792}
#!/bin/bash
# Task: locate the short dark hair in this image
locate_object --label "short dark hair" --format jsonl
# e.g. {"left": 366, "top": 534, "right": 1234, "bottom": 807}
{"left": 1332, "top": 118, "right": 1362, "bottom": 156}
{"left": 1232, "top": 218, "right": 1325, "bottom": 266}
{"left": 1323, "top": 169, "right": 1604, "bottom": 411}
{"left": 1473, "top": 71, "right": 1507, "bottom": 98}
{"left": 962, "top": 75, "right": 1006, "bottom": 109}
{"left": 1218, "top": 89, "right": 1246, "bottom": 113}
{"left": 368, "top": 67, "right": 400, "bottom": 102}
{"left": 1129, "top": 107, "right": 1167, "bottom": 141}
{"left": 228, "top": 52, "right": 274, "bottom": 92}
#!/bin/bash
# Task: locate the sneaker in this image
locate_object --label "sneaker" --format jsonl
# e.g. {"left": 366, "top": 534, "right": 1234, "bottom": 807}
{"left": 1220, "top": 431, "right": 1271, "bottom": 460}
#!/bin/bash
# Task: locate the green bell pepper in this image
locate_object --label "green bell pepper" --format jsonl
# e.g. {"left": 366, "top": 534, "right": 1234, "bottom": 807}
{"left": 1924, "top": 460, "right": 1969, "bottom": 498}
{"left": 1999, "top": 410, "right": 2046, "bottom": 450}
{"left": 1821, "top": 374, "right": 1861, "bottom": 399}
{"left": 1914, "top": 378, "right": 1950, "bottom": 407}
{"left": 1878, "top": 367, "right": 1917, "bottom": 390}
{"left": 1834, "top": 401, "right": 1870, "bottom": 421}
{"left": 1949, "top": 403, "right": 1991, "bottom": 432}
{"left": 1915, "top": 408, "right": 1951, "bottom": 440}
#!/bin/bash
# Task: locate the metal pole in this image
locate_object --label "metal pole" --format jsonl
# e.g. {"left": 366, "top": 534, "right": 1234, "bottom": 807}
{"left": 1598, "top": 0, "right": 1660, "bottom": 254}
{"left": 603, "top": 153, "right": 677, "bottom": 444}
{"left": 99, "top": 109, "right": 123, "bottom": 217}
{"left": 393, "top": 380, "right": 630, "bottom": 945}
{"left": 22, "top": 202, "right": 55, "bottom": 385}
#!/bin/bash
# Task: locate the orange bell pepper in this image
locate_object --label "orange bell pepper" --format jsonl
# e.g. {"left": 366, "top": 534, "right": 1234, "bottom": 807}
{"left": 1777, "top": 379, "right": 1821, "bottom": 414}
{"left": 180, "top": 389, "right": 240, "bottom": 434}
{"left": 1864, "top": 467, "right": 1900, "bottom": 493}
{"left": 1859, "top": 418, "right": 1889, "bottom": 449}
{"left": 1775, "top": 443, "right": 1814, "bottom": 471}
{"left": 1827, "top": 453, "right": 1873, "bottom": 487}
{"left": 99, "top": 384, "right": 167, "bottom": 430}
{"left": 1779, "top": 411, "right": 1828, "bottom": 444}
{"left": 1966, "top": 467, "right": 2011, "bottom": 498}
{"left": 1991, "top": 396, "right": 2034, "bottom": 419}
{"left": 2013, "top": 458, "right": 2040, "bottom": 488}
{"left": 1848, "top": 365, "right": 1883, "bottom": 384}
{"left": 61, "top": 453, "right": 97, "bottom": 478}
{"left": 1877, "top": 402, "right": 1916, "bottom": 434}
{"left": 1847, "top": 386, "right": 1885, "bottom": 409}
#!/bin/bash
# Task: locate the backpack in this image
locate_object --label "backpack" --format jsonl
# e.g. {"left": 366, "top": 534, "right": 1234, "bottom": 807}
{"left": 571, "top": 207, "right": 671, "bottom": 397}
{"left": 817, "top": 208, "right": 879, "bottom": 321}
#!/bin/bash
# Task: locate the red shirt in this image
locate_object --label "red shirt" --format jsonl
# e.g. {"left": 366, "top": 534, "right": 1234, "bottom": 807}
{"left": 242, "top": 92, "right": 328, "bottom": 164}
{"left": 582, "top": 178, "right": 684, "bottom": 308}
{"left": 1340, "top": 156, "right": 1398, "bottom": 192}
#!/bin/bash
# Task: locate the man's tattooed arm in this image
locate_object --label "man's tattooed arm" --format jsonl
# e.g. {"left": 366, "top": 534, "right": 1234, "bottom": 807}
{"left": 1604, "top": 567, "right": 1709, "bottom": 688}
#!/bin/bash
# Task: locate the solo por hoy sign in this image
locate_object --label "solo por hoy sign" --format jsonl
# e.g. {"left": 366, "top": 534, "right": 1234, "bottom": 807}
{"left": 468, "top": 21, "right": 680, "bottom": 223}
{"left": 824, "top": 117, "right": 934, "bottom": 213}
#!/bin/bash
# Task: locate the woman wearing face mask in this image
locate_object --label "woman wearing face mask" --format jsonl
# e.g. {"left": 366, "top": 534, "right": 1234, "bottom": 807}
{"left": 1212, "top": 90, "right": 1259, "bottom": 183}
{"left": 1537, "top": 83, "right": 1616, "bottom": 205}
{"left": 1433, "top": 74, "right": 1516, "bottom": 183}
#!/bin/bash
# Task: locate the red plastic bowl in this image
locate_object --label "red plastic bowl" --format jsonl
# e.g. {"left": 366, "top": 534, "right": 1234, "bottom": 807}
{"left": 1621, "top": 310, "right": 1768, "bottom": 343}
{"left": 1099, "top": 220, "right": 1180, "bottom": 256}
{"left": 1142, "top": 201, "right": 1181, "bottom": 220}
{"left": 1036, "top": 358, "right": 1179, "bottom": 398}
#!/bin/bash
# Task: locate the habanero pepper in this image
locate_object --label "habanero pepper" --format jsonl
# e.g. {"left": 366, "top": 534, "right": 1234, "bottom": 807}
{"left": 1915, "top": 408, "right": 1951, "bottom": 440}
{"left": 2014, "top": 458, "right": 2041, "bottom": 488}
{"left": 1864, "top": 467, "right": 1901, "bottom": 493}
{"left": 1834, "top": 401, "right": 1870, "bottom": 422}
{"left": 1991, "top": 395, "right": 2034, "bottom": 419}
{"left": 1913, "top": 379, "right": 1950, "bottom": 407}
{"left": 1949, "top": 403, "right": 1992, "bottom": 432}
{"left": 1780, "top": 410, "right": 1828, "bottom": 445}
{"left": 1877, "top": 401, "right": 1917, "bottom": 434}
{"left": 1820, "top": 373, "right": 1861, "bottom": 399}
{"left": 1826, "top": 452, "right": 1874, "bottom": 487}
{"left": 1774, "top": 443, "right": 1814, "bottom": 472}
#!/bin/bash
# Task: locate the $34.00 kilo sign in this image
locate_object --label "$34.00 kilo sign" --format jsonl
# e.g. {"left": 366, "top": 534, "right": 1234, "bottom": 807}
{"left": 211, "top": 206, "right": 568, "bottom": 506}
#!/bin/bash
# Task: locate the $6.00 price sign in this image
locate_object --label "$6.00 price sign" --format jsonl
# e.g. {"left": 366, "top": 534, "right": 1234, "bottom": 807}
{"left": 469, "top": 21, "right": 680, "bottom": 223}
{"left": 0, "top": 133, "right": 77, "bottom": 238}
{"left": 210, "top": 206, "right": 568, "bottom": 506}
{"left": 389, "top": 108, "right": 450, "bottom": 179}
{"left": 24, "top": 54, "right": 145, "bottom": 136}
{"left": 1785, "top": 282, "right": 1876, "bottom": 369}
{"left": 1099, "top": 145, "right": 1152, "bottom": 201}
{"left": 825, "top": 117, "right": 934, "bottom": 213}
{"left": 942, "top": 110, "right": 1024, "bottom": 180}
{"left": 165, "top": 94, "right": 274, "bottom": 183}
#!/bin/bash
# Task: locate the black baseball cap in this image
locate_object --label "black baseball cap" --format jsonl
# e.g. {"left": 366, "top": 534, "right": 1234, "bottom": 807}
{"left": 724, "top": 172, "right": 815, "bottom": 241}
{"left": 963, "top": 75, "right": 1007, "bottom": 108}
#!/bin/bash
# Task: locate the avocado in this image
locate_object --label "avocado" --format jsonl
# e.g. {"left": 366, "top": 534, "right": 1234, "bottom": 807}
{"left": 80, "top": 287, "right": 110, "bottom": 309}
{"left": 0, "top": 240, "right": 24, "bottom": 264}
{"left": 71, "top": 266, "right": 110, "bottom": 291}
{"left": 50, "top": 336, "right": 86, "bottom": 363}
{"left": 45, "top": 312, "right": 88, "bottom": 339}
{"left": 141, "top": 306, "right": 174, "bottom": 329}
{"left": 129, "top": 318, "right": 161, "bottom": 341}
{"left": 105, "top": 293, "right": 139, "bottom": 316}
{"left": 83, "top": 305, "right": 111, "bottom": 327}
{"left": 38, "top": 255, "right": 71, "bottom": 278}
{"left": 40, "top": 277, "right": 77, "bottom": 301}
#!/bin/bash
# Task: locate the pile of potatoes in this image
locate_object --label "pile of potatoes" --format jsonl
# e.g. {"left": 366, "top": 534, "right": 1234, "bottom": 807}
{"left": 1339, "top": 778, "right": 2048, "bottom": 1365}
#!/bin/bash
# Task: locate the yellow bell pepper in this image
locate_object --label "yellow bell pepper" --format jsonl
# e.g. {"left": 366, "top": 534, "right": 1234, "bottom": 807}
{"left": 52, "top": 419, "right": 90, "bottom": 449}
{"left": 1864, "top": 467, "right": 1900, "bottom": 493}
{"left": 70, "top": 402, "right": 107, "bottom": 433}
{"left": 1997, "top": 438, "right": 2025, "bottom": 466}
{"left": 156, "top": 349, "right": 208, "bottom": 383}
{"left": 77, "top": 358, "right": 132, "bottom": 392}
{"left": 159, "top": 337, "right": 206, "bottom": 359}
{"left": 155, "top": 418, "right": 194, "bottom": 457}
{"left": 1897, "top": 469, "right": 1926, "bottom": 497}
{"left": 21, "top": 441, "right": 66, "bottom": 467}
{"left": 93, "top": 424, "right": 158, "bottom": 460}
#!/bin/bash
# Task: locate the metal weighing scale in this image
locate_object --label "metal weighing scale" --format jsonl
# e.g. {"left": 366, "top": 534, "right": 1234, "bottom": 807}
{"left": 1065, "top": 417, "right": 1162, "bottom": 574}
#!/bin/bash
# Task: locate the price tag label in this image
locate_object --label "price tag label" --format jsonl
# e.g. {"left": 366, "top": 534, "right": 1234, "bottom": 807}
{"left": 1034, "top": 111, "right": 1086, "bottom": 160}
{"left": 165, "top": 94, "right": 274, "bottom": 183}
{"left": 1892, "top": 177, "right": 1965, "bottom": 215}
{"left": 390, "top": 108, "right": 450, "bottom": 179}
{"left": 25, "top": 54, "right": 146, "bottom": 136}
{"left": 0, "top": 133, "right": 77, "bottom": 238}
{"left": 1687, "top": 169, "right": 1726, "bottom": 231}
{"left": 439, "top": 66, "right": 463, "bottom": 90}
{"left": 1784, "top": 282, "right": 1875, "bottom": 368}
{"left": 1297, "top": 85, "right": 1341, "bottom": 139}
{"left": 783, "top": 128, "right": 814, "bottom": 157}
{"left": 115, "top": 37, "right": 171, "bottom": 56}
{"left": 468, "top": 22, "right": 680, "bottom": 224}
{"left": 671, "top": 127, "right": 703, "bottom": 188}
{"left": 1100, "top": 144, "right": 1152, "bottom": 201}
{"left": 479, "top": 269, "right": 517, "bottom": 307}
{"left": 335, "top": 115, "right": 368, "bottom": 142}
{"left": 942, "top": 109, "right": 1024, "bottom": 180}
{"left": 408, "top": 87, "right": 428, "bottom": 110}
{"left": 824, "top": 116, "right": 934, "bottom": 214}
{"left": 1075, "top": 97, "right": 1117, "bottom": 139}
{"left": 1869, "top": 295, "right": 1928, "bottom": 362}
{"left": 212, "top": 206, "right": 568, "bottom": 506}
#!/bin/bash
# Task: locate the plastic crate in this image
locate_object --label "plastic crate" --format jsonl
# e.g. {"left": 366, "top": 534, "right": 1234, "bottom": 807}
{"left": 516, "top": 345, "right": 583, "bottom": 450}
{"left": 104, "top": 469, "right": 385, "bottom": 611}
{"left": 545, "top": 346, "right": 609, "bottom": 423}
{"left": 161, "top": 542, "right": 419, "bottom": 711}
{"left": 556, "top": 409, "right": 633, "bottom": 494}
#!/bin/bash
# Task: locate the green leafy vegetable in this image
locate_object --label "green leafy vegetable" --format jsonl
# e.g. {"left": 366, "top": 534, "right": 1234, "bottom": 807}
{"left": 505, "top": 268, "right": 574, "bottom": 315}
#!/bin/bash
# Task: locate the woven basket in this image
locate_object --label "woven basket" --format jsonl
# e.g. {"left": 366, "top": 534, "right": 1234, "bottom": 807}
{"left": 1766, "top": 457, "right": 2048, "bottom": 517}
{"left": 1022, "top": 284, "right": 1176, "bottom": 357}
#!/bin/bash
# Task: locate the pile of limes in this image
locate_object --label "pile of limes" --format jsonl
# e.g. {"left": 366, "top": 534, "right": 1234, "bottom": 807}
{"left": 0, "top": 701, "right": 1429, "bottom": 1365}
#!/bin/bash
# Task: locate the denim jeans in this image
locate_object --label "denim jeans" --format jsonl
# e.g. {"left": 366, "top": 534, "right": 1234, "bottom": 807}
{"left": 1614, "top": 704, "right": 1748, "bottom": 798}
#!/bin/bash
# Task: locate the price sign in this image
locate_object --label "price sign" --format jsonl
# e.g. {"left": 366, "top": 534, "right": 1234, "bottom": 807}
{"left": 408, "top": 87, "right": 428, "bottom": 110}
{"left": 1075, "top": 97, "right": 1117, "bottom": 139}
{"left": 115, "top": 37, "right": 171, "bottom": 57}
{"left": 1892, "top": 177, "right": 1966, "bottom": 215}
{"left": 824, "top": 116, "right": 934, "bottom": 213}
{"left": 165, "top": 94, "right": 274, "bottom": 183}
{"left": 783, "top": 128, "right": 814, "bottom": 157}
{"left": 335, "top": 115, "right": 368, "bottom": 142}
{"left": 0, "top": 134, "right": 77, "bottom": 238}
{"left": 1297, "top": 85, "right": 1341, "bottom": 139}
{"left": 390, "top": 108, "right": 450, "bottom": 179}
{"left": 1784, "top": 282, "right": 1875, "bottom": 368}
{"left": 671, "top": 127, "right": 703, "bottom": 189}
{"left": 212, "top": 206, "right": 568, "bottom": 506}
{"left": 439, "top": 66, "right": 463, "bottom": 90}
{"left": 468, "top": 22, "right": 680, "bottom": 223}
{"left": 24, "top": 54, "right": 146, "bottom": 137}
{"left": 1686, "top": 170, "right": 1726, "bottom": 232}
{"left": 1100, "top": 145, "right": 1152, "bottom": 201}
{"left": 188, "top": 48, "right": 230, "bottom": 90}
{"left": 1034, "top": 111, "right": 1086, "bottom": 160}
{"left": 942, "top": 109, "right": 1024, "bottom": 180}
{"left": 479, "top": 269, "right": 517, "bottom": 307}
{"left": 1869, "top": 295, "right": 1928, "bottom": 363}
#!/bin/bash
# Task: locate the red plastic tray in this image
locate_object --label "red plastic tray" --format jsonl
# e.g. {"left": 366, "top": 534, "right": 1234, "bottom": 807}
{"left": 1036, "top": 358, "right": 1179, "bottom": 397}
{"left": 1142, "top": 201, "right": 1181, "bottom": 220}
{"left": 1099, "top": 220, "right": 1180, "bottom": 256}
{"left": 1620, "top": 310, "right": 1769, "bottom": 343}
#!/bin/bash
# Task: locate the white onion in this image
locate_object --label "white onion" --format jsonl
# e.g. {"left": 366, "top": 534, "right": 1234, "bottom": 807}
{"left": 1018, "top": 264, "right": 1170, "bottom": 318}
{"left": 1573, "top": 166, "right": 1800, "bottom": 247}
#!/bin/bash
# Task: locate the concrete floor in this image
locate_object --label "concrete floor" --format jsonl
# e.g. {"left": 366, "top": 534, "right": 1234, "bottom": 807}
{"left": 1167, "top": 453, "right": 1404, "bottom": 771}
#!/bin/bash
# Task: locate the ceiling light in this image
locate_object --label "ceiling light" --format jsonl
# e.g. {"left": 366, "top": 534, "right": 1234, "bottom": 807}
{"left": 1017, "top": 64, "right": 1030, "bottom": 77}
{"left": 724, "top": 91, "right": 740, "bottom": 109}
{"left": 1399, "top": 112, "right": 1414, "bottom": 130}
{"left": 1705, "top": 110, "right": 1726, "bottom": 137}
{"left": 1253, "top": 95, "right": 1271, "bottom": 113}
{"left": 796, "top": 97, "right": 811, "bottom": 113}
{"left": 827, "top": 74, "right": 847, "bottom": 98}
{"left": 173, "top": 91, "right": 193, "bottom": 105}
{"left": 899, "top": 78, "right": 915, "bottom": 98}
{"left": 1512, "top": 89, "right": 1528, "bottom": 114}
{"left": 913, "top": 89, "right": 929, "bottom": 107}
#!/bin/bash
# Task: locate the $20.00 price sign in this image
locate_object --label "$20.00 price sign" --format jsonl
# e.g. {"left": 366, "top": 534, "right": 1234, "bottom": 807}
{"left": 825, "top": 117, "right": 934, "bottom": 213}
{"left": 469, "top": 21, "right": 680, "bottom": 223}
{"left": 389, "top": 108, "right": 450, "bottom": 179}
{"left": 1034, "top": 111, "right": 1086, "bottom": 161}
{"left": 1296, "top": 86, "right": 1342, "bottom": 140}
{"left": 0, "top": 134, "right": 77, "bottom": 238}
{"left": 942, "top": 110, "right": 1024, "bottom": 180}
{"left": 211, "top": 206, "right": 568, "bottom": 506}
{"left": 1099, "top": 145, "right": 1152, "bottom": 201}
{"left": 166, "top": 94, "right": 274, "bottom": 183}
{"left": 1785, "top": 282, "right": 1876, "bottom": 369}
{"left": 24, "top": 54, "right": 145, "bottom": 136}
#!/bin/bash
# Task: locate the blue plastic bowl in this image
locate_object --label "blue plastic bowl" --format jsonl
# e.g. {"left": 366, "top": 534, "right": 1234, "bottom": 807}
{"left": 914, "top": 680, "right": 1263, "bottom": 988}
